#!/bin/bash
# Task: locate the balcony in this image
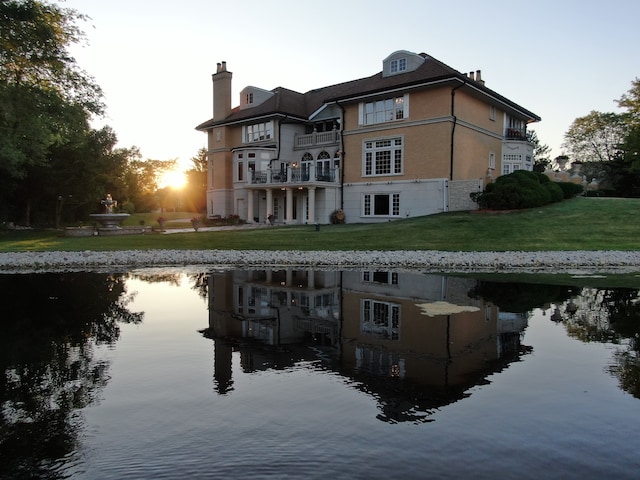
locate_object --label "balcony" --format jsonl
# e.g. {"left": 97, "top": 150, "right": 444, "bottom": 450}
{"left": 504, "top": 128, "right": 528, "bottom": 141}
{"left": 250, "top": 166, "right": 339, "bottom": 186}
{"left": 294, "top": 130, "right": 340, "bottom": 149}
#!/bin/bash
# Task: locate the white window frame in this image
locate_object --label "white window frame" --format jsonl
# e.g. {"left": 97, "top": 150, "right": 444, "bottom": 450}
{"left": 363, "top": 137, "right": 403, "bottom": 176}
{"left": 363, "top": 193, "right": 401, "bottom": 217}
{"left": 361, "top": 299, "right": 400, "bottom": 340}
{"left": 243, "top": 121, "right": 274, "bottom": 143}
{"left": 390, "top": 58, "right": 407, "bottom": 74}
{"left": 362, "top": 271, "right": 399, "bottom": 285}
{"left": 502, "top": 154, "right": 522, "bottom": 175}
{"left": 359, "top": 94, "right": 409, "bottom": 125}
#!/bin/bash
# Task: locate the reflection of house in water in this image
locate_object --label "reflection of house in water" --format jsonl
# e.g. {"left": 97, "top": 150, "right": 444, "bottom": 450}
{"left": 204, "top": 269, "right": 530, "bottom": 421}
{"left": 205, "top": 269, "right": 341, "bottom": 393}
{"left": 341, "top": 271, "right": 531, "bottom": 422}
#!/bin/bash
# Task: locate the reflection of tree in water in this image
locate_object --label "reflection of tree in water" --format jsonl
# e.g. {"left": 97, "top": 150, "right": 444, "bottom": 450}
{"left": 553, "top": 287, "right": 640, "bottom": 399}
{"left": 469, "top": 280, "right": 577, "bottom": 313}
{"left": 0, "top": 273, "right": 143, "bottom": 479}
{"left": 132, "top": 272, "right": 182, "bottom": 286}
{"left": 131, "top": 271, "right": 210, "bottom": 299}
{"left": 190, "top": 272, "right": 209, "bottom": 300}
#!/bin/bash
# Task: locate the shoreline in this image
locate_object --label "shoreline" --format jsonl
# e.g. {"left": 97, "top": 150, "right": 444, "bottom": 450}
{"left": 1, "top": 249, "right": 640, "bottom": 274}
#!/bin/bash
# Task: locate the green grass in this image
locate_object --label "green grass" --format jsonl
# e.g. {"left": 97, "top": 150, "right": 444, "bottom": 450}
{"left": 2, "top": 197, "right": 640, "bottom": 253}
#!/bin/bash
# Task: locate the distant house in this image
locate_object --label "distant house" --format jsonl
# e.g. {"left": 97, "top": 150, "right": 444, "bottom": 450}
{"left": 195, "top": 50, "right": 540, "bottom": 224}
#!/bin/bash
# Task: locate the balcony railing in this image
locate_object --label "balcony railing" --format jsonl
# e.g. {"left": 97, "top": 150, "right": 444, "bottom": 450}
{"left": 504, "top": 128, "right": 528, "bottom": 141}
{"left": 250, "top": 166, "right": 339, "bottom": 186}
{"left": 294, "top": 130, "right": 340, "bottom": 149}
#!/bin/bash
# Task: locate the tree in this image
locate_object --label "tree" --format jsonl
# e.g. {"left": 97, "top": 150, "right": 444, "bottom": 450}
{"left": 183, "top": 147, "right": 208, "bottom": 213}
{"left": 563, "top": 111, "right": 628, "bottom": 164}
{"left": 124, "top": 158, "right": 176, "bottom": 213}
{"left": 528, "top": 130, "right": 552, "bottom": 172}
{"left": 616, "top": 77, "right": 640, "bottom": 126}
{"left": 0, "top": 0, "right": 104, "bottom": 223}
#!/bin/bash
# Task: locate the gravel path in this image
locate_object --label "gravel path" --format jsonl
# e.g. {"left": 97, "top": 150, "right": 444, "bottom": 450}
{"left": 2, "top": 249, "right": 640, "bottom": 274}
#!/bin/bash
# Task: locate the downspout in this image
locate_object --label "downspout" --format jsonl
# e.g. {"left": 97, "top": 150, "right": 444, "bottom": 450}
{"left": 337, "top": 101, "right": 346, "bottom": 211}
{"left": 450, "top": 80, "right": 465, "bottom": 181}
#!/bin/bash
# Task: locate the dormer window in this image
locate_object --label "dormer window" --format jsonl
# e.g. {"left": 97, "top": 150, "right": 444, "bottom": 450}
{"left": 246, "top": 92, "right": 254, "bottom": 105}
{"left": 383, "top": 50, "right": 424, "bottom": 77}
{"left": 390, "top": 58, "right": 407, "bottom": 74}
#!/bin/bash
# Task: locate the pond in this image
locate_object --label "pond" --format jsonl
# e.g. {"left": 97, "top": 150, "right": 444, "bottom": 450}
{"left": 1, "top": 268, "right": 640, "bottom": 479}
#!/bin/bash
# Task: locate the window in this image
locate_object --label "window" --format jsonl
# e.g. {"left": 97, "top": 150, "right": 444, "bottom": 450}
{"left": 364, "top": 138, "right": 403, "bottom": 176}
{"left": 489, "top": 105, "right": 496, "bottom": 121}
{"left": 246, "top": 92, "right": 254, "bottom": 105}
{"left": 504, "top": 154, "right": 522, "bottom": 163}
{"left": 237, "top": 161, "right": 244, "bottom": 181}
{"left": 244, "top": 121, "right": 273, "bottom": 143}
{"left": 502, "top": 155, "right": 522, "bottom": 175}
{"left": 363, "top": 193, "right": 400, "bottom": 217}
{"left": 489, "top": 152, "right": 496, "bottom": 169}
{"left": 362, "top": 271, "right": 399, "bottom": 285}
{"left": 361, "top": 96, "right": 407, "bottom": 125}
{"left": 390, "top": 58, "right": 407, "bottom": 74}
{"left": 317, "top": 151, "right": 332, "bottom": 180}
{"left": 361, "top": 299, "right": 400, "bottom": 340}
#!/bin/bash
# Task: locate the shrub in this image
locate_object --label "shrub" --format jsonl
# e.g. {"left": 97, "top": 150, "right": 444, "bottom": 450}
{"left": 474, "top": 170, "right": 567, "bottom": 210}
{"left": 556, "top": 182, "right": 584, "bottom": 199}
{"left": 120, "top": 201, "right": 136, "bottom": 214}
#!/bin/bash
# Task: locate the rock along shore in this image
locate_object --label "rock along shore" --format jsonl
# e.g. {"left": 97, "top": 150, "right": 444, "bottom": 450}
{"left": 1, "top": 249, "right": 640, "bottom": 274}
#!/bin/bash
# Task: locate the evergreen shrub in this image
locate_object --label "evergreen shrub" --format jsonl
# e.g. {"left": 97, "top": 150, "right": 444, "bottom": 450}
{"left": 556, "top": 182, "right": 584, "bottom": 199}
{"left": 474, "top": 170, "right": 565, "bottom": 210}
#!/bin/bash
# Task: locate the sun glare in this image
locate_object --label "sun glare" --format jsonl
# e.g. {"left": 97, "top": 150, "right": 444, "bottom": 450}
{"left": 159, "top": 170, "right": 187, "bottom": 189}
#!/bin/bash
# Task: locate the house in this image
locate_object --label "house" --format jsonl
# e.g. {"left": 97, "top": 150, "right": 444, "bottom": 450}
{"left": 195, "top": 50, "right": 540, "bottom": 225}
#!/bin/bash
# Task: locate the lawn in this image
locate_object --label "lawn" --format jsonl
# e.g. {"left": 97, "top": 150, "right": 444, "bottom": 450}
{"left": 1, "top": 197, "right": 640, "bottom": 253}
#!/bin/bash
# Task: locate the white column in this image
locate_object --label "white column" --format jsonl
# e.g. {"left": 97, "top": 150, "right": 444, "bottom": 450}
{"left": 246, "top": 189, "right": 254, "bottom": 223}
{"left": 308, "top": 187, "right": 316, "bottom": 224}
{"left": 266, "top": 189, "right": 273, "bottom": 223}
{"left": 285, "top": 188, "right": 293, "bottom": 225}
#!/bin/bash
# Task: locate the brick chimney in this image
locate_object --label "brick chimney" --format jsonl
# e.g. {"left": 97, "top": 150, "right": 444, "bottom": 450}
{"left": 212, "top": 61, "right": 232, "bottom": 121}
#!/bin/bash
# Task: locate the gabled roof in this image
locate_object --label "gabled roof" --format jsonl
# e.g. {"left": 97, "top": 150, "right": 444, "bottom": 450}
{"left": 195, "top": 52, "right": 540, "bottom": 131}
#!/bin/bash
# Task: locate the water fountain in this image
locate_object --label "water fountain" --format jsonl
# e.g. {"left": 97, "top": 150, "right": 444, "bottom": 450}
{"left": 89, "top": 194, "right": 130, "bottom": 230}
{"left": 66, "top": 194, "right": 147, "bottom": 236}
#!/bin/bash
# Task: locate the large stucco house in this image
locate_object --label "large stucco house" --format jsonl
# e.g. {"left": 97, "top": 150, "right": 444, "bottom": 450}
{"left": 195, "top": 50, "right": 540, "bottom": 225}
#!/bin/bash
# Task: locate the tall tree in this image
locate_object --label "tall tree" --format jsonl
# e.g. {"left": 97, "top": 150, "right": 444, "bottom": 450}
{"left": 182, "top": 147, "right": 207, "bottom": 213}
{"left": 0, "top": 0, "right": 104, "bottom": 223}
{"left": 528, "top": 130, "right": 552, "bottom": 172}
{"left": 124, "top": 158, "right": 176, "bottom": 213}
{"left": 613, "top": 79, "right": 640, "bottom": 196}
{"left": 563, "top": 111, "right": 628, "bottom": 164}
{"left": 616, "top": 77, "right": 640, "bottom": 126}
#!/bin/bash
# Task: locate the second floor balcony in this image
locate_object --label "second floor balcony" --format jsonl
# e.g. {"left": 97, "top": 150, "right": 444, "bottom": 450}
{"left": 250, "top": 165, "right": 340, "bottom": 186}
{"left": 504, "top": 127, "right": 529, "bottom": 141}
{"left": 294, "top": 129, "right": 340, "bottom": 149}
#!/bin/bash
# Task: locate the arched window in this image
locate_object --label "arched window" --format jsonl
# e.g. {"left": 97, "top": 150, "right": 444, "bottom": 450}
{"left": 317, "top": 151, "right": 331, "bottom": 180}
{"left": 301, "top": 152, "right": 313, "bottom": 181}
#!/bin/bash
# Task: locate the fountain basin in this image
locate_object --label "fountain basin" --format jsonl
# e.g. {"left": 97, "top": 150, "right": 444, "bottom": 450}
{"left": 89, "top": 213, "right": 130, "bottom": 229}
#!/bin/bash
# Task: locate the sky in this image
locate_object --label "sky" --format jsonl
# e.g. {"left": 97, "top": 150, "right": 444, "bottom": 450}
{"left": 57, "top": 0, "right": 640, "bottom": 173}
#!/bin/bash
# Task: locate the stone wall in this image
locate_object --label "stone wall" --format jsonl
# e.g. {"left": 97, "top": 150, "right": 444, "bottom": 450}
{"left": 449, "top": 179, "right": 483, "bottom": 212}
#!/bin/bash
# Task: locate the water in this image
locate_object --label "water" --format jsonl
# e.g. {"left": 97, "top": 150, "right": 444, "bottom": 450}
{"left": 1, "top": 269, "right": 640, "bottom": 479}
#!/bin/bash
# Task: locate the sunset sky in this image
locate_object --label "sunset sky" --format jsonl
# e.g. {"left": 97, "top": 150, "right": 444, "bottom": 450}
{"left": 58, "top": 0, "right": 640, "bottom": 171}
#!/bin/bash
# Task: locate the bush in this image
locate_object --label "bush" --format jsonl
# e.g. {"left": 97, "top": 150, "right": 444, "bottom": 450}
{"left": 556, "top": 182, "right": 584, "bottom": 199}
{"left": 474, "top": 170, "right": 567, "bottom": 210}
{"left": 120, "top": 201, "right": 136, "bottom": 214}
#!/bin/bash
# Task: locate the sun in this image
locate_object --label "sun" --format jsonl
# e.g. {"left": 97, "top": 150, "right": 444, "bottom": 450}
{"left": 159, "top": 169, "right": 187, "bottom": 189}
